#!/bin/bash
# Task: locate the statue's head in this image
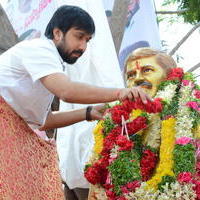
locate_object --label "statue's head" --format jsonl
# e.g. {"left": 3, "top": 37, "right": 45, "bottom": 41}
{"left": 124, "top": 47, "right": 177, "bottom": 97}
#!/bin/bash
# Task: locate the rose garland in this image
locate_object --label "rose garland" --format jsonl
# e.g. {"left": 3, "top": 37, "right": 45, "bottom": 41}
{"left": 85, "top": 67, "right": 200, "bottom": 200}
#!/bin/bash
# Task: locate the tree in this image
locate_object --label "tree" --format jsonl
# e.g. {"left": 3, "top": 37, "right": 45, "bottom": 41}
{"left": 163, "top": 0, "right": 200, "bottom": 24}
{"left": 157, "top": 0, "right": 200, "bottom": 72}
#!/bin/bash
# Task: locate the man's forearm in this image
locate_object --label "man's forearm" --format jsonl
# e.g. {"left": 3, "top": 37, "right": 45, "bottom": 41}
{"left": 60, "top": 81, "right": 119, "bottom": 104}
{"left": 40, "top": 73, "right": 120, "bottom": 104}
{"left": 40, "top": 109, "right": 86, "bottom": 131}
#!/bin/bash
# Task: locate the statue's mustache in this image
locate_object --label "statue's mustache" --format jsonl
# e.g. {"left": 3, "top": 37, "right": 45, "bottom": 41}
{"left": 135, "top": 81, "right": 152, "bottom": 88}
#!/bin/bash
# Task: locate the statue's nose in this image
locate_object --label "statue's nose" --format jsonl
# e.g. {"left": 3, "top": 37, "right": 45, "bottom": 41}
{"left": 134, "top": 71, "right": 144, "bottom": 82}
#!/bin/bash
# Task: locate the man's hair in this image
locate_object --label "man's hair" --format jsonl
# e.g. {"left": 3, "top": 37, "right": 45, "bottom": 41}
{"left": 45, "top": 5, "right": 95, "bottom": 39}
{"left": 124, "top": 47, "right": 177, "bottom": 74}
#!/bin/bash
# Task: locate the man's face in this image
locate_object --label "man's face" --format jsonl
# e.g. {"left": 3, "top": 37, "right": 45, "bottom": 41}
{"left": 55, "top": 27, "right": 92, "bottom": 64}
{"left": 125, "top": 56, "right": 167, "bottom": 97}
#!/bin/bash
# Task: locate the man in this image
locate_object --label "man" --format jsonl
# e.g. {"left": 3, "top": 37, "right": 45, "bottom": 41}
{"left": 88, "top": 47, "right": 178, "bottom": 199}
{"left": 0, "top": 6, "right": 150, "bottom": 200}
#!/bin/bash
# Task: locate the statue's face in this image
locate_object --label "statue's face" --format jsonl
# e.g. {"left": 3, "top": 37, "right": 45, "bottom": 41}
{"left": 125, "top": 56, "right": 167, "bottom": 97}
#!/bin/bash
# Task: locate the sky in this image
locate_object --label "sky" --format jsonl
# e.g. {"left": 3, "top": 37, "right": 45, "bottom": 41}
{"left": 154, "top": 0, "right": 200, "bottom": 79}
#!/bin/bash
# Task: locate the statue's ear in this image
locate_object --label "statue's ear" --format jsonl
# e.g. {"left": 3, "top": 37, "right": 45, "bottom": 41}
{"left": 0, "top": 4, "right": 19, "bottom": 55}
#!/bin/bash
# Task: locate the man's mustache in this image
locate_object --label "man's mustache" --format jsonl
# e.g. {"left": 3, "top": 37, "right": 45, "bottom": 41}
{"left": 70, "top": 50, "right": 83, "bottom": 57}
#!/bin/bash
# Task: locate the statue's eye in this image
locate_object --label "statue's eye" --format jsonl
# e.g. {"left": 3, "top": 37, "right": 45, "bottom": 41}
{"left": 127, "top": 71, "right": 136, "bottom": 79}
{"left": 143, "top": 68, "right": 153, "bottom": 73}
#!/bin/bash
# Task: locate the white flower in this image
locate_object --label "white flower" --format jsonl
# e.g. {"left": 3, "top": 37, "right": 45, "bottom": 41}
{"left": 155, "top": 84, "right": 178, "bottom": 103}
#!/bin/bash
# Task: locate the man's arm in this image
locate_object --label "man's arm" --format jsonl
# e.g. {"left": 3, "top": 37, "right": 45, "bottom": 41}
{"left": 40, "top": 73, "right": 151, "bottom": 104}
{"left": 40, "top": 104, "right": 105, "bottom": 131}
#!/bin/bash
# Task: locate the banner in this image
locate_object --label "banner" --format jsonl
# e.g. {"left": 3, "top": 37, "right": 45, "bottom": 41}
{"left": 119, "top": 0, "right": 161, "bottom": 70}
{"left": 4, "top": 0, "right": 56, "bottom": 40}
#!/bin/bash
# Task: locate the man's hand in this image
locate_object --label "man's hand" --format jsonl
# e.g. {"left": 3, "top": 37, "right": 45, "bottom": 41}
{"left": 117, "top": 87, "right": 152, "bottom": 104}
{"left": 90, "top": 104, "right": 106, "bottom": 121}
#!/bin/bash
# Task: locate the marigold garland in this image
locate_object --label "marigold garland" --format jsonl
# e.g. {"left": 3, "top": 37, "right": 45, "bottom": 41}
{"left": 146, "top": 117, "right": 176, "bottom": 190}
{"left": 93, "top": 120, "right": 104, "bottom": 154}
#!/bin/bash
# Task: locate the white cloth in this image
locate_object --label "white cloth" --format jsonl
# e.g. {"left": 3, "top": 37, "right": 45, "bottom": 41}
{"left": 56, "top": 0, "right": 124, "bottom": 189}
{"left": 0, "top": 38, "right": 64, "bottom": 129}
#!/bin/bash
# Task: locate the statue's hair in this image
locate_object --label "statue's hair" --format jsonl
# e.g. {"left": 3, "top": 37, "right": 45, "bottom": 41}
{"left": 124, "top": 47, "right": 177, "bottom": 74}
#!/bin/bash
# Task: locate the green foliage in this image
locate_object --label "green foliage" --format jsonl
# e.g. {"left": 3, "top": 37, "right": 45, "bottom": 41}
{"left": 129, "top": 134, "right": 143, "bottom": 158}
{"left": 196, "top": 84, "right": 200, "bottom": 90}
{"left": 108, "top": 150, "right": 141, "bottom": 195}
{"left": 173, "top": 144, "right": 196, "bottom": 175}
{"left": 84, "top": 164, "right": 92, "bottom": 171}
{"left": 190, "top": 108, "right": 200, "bottom": 128}
{"left": 158, "top": 175, "right": 176, "bottom": 192}
{"left": 103, "top": 116, "right": 115, "bottom": 135}
{"left": 163, "top": 0, "right": 200, "bottom": 24}
{"left": 183, "top": 72, "right": 195, "bottom": 81}
{"left": 157, "top": 80, "right": 180, "bottom": 91}
{"left": 144, "top": 145, "right": 158, "bottom": 154}
{"left": 161, "top": 92, "right": 180, "bottom": 119}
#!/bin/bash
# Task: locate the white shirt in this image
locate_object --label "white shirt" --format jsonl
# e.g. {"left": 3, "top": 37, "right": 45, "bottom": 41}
{"left": 0, "top": 38, "right": 65, "bottom": 129}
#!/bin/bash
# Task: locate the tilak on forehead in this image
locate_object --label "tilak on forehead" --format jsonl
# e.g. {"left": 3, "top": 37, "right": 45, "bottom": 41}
{"left": 136, "top": 61, "right": 141, "bottom": 70}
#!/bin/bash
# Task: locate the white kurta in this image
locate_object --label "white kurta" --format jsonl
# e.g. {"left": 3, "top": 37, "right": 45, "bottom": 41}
{"left": 0, "top": 38, "right": 64, "bottom": 129}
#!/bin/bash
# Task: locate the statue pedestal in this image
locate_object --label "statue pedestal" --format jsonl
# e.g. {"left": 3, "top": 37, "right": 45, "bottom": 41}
{"left": 88, "top": 185, "right": 107, "bottom": 200}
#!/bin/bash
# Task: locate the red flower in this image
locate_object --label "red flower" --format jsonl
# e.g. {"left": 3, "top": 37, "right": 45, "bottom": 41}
{"left": 121, "top": 186, "right": 129, "bottom": 194}
{"left": 177, "top": 172, "right": 193, "bottom": 183}
{"left": 192, "top": 180, "right": 200, "bottom": 199}
{"left": 196, "top": 162, "right": 200, "bottom": 177}
{"left": 140, "top": 149, "right": 157, "bottom": 181}
{"left": 103, "top": 183, "right": 114, "bottom": 190}
{"left": 115, "top": 135, "right": 134, "bottom": 151}
{"left": 123, "top": 100, "right": 137, "bottom": 112}
{"left": 164, "top": 115, "right": 174, "bottom": 120}
{"left": 101, "top": 132, "right": 119, "bottom": 155}
{"left": 123, "top": 98, "right": 163, "bottom": 114}
{"left": 121, "top": 181, "right": 141, "bottom": 195}
{"left": 166, "top": 67, "right": 184, "bottom": 81}
{"left": 111, "top": 105, "right": 129, "bottom": 124}
{"left": 145, "top": 98, "right": 163, "bottom": 113}
{"left": 110, "top": 126, "right": 122, "bottom": 135}
{"left": 84, "top": 161, "right": 109, "bottom": 185}
{"left": 116, "top": 196, "right": 127, "bottom": 200}
{"left": 98, "top": 155, "right": 109, "bottom": 169}
{"left": 106, "top": 189, "right": 116, "bottom": 200}
{"left": 127, "top": 116, "right": 147, "bottom": 135}
{"left": 84, "top": 163, "right": 102, "bottom": 184}
{"left": 126, "top": 180, "right": 141, "bottom": 190}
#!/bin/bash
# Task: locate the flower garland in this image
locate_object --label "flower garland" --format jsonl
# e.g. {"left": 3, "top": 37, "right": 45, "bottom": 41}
{"left": 93, "top": 120, "right": 104, "bottom": 154}
{"left": 85, "top": 67, "right": 200, "bottom": 200}
{"left": 146, "top": 117, "right": 176, "bottom": 190}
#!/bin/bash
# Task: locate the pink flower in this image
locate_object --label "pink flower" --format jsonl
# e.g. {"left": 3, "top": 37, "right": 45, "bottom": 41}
{"left": 186, "top": 101, "right": 200, "bottom": 112}
{"left": 176, "top": 137, "right": 192, "bottom": 145}
{"left": 177, "top": 172, "right": 193, "bottom": 183}
{"left": 182, "top": 80, "right": 190, "bottom": 86}
{"left": 182, "top": 80, "right": 194, "bottom": 87}
{"left": 194, "top": 89, "right": 200, "bottom": 99}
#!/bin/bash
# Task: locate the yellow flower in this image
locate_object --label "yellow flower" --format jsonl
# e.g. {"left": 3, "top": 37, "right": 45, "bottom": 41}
{"left": 93, "top": 121, "right": 104, "bottom": 154}
{"left": 130, "top": 109, "right": 142, "bottom": 120}
{"left": 146, "top": 118, "right": 176, "bottom": 190}
{"left": 193, "top": 124, "right": 200, "bottom": 138}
